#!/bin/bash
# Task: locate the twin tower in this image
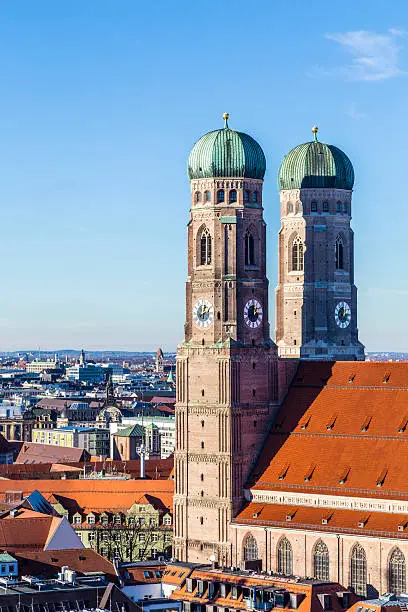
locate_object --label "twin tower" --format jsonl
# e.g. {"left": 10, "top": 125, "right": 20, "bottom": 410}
{"left": 174, "top": 115, "right": 364, "bottom": 564}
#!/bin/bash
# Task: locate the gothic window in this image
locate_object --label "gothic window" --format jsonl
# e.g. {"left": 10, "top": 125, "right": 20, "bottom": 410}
{"left": 245, "top": 231, "right": 255, "bottom": 266}
{"left": 251, "top": 191, "right": 258, "bottom": 203}
{"left": 244, "top": 190, "right": 250, "bottom": 203}
{"left": 350, "top": 543, "right": 367, "bottom": 596}
{"left": 195, "top": 192, "right": 202, "bottom": 203}
{"left": 292, "top": 236, "right": 304, "bottom": 272}
{"left": 343, "top": 202, "right": 348, "bottom": 214}
{"left": 229, "top": 189, "right": 237, "bottom": 203}
{"left": 277, "top": 537, "right": 293, "bottom": 574}
{"left": 389, "top": 548, "right": 406, "bottom": 595}
{"left": 217, "top": 189, "right": 225, "bottom": 203}
{"left": 200, "top": 228, "right": 212, "bottom": 265}
{"left": 313, "top": 540, "right": 329, "bottom": 580}
{"left": 335, "top": 236, "right": 344, "bottom": 270}
{"left": 323, "top": 201, "right": 329, "bottom": 212}
{"left": 311, "top": 201, "right": 317, "bottom": 212}
{"left": 243, "top": 534, "right": 258, "bottom": 561}
{"left": 204, "top": 190, "right": 211, "bottom": 202}
{"left": 336, "top": 201, "right": 341, "bottom": 213}
{"left": 288, "top": 203, "right": 294, "bottom": 213}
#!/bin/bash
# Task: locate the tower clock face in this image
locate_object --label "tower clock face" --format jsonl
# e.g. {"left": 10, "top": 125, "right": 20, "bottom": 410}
{"left": 334, "top": 301, "right": 351, "bottom": 328}
{"left": 244, "top": 298, "right": 263, "bottom": 328}
{"left": 193, "top": 299, "right": 214, "bottom": 329}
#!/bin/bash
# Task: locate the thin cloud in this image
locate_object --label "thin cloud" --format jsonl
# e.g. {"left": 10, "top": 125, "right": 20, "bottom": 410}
{"left": 345, "top": 103, "right": 368, "bottom": 120}
{"left": 325, "top": 29, "right": 405, "bottom": 81}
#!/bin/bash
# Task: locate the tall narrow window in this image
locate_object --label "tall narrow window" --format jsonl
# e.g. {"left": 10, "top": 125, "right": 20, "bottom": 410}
{"left": 200, "top": 228, "right": 212, "bottom": 265}
{"left": 229, "top": 189, "right": 237, "bottom": 203}
{"left": 243, "top": 535, "right": 258, "bottom": 561}
{"left": 277, "top": 537, "right": 293, "bottom": 574}
{"left": 195, "top": 192, "right": 202, "bottom": 203}
{"left": 292, "top": 236, "right": 304, "bottom": 272}
{"left": 389, "top": 548, "right": 406, "bottom": 595}
{"left": 343, "top": 202, "right": 348, "bottom": 214}
{"left": 204, "top": 190, "right": 211, "bottom": 202}
{"left": 251, "top": 191, "right": 258, "bottom": 203}
{"left": 245, "top": 231, "right": 255, "bottom": 266}
{"left": 244, "top": 190, "right": 250, "bottom": 203}
{"left": 335, "top": 236, "right": 344, "bottom": 270}
{"left": 350, "top": 543, "right": 367, "bottom": 596}
{"left": 313, "top": 540, "right": 329, "bottom": 580}
{"left": 217, "top": 189, "right": 225, "bottom": 203}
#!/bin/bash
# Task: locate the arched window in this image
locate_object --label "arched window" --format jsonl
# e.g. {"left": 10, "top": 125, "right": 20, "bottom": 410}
{"left": 313, "top": 540, "right": 329, "bottom": 580}
{"left": 204, "top": 190, "right": 211, "bottom": 202}
{"left": 292, "top": 236, "right": 304, "bottom": 272}
{"left": 195, "top": 192, "right": 202, "bottom": 203}
{"left": 350, "top": 543, "right": 367, "bottom": 596}
{"left": 245, "top": 231, "right": 255, "bottom": 266}
{"left": 336, "top": 201, "right": 341, "bottom": 213}
{"left": 335, "top": 236, "right": 344, "bottom": 270}
{"left": 229, "top": 189, "right": 237, "bottom": 203}
{"left": 243, "top": 535, "right": 258, "bottom": 561}
{"left": 217, "top": 189, "right": 225, "bottom": 203}
{"left": 343, "top": 202, "right": 348, "bottom": 214}
{"left": 244, "top": 190, "right": 250, "bottom": 203}
{"left": 389, "top": 548, "right": 406, "bottom": 595}
{"left": 200, "top": 228, "right": 212, "bottom": 265}
{"left": 277, "top": 537, "right": 293, "bottom": 574}
{"left": 251, "top": 191, "right": 258, "bottom": 203}
{"left": 311, "top": 201, "right": 317, "bottom": 212}
{"left": 288, "top": 203, "right": 294, "bottom": 214}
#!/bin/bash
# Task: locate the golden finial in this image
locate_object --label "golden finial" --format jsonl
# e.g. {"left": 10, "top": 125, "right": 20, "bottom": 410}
{"left": 312, "top": 125, "right": 318, "bottom": 141}
{"left": 223, "top": 112, "right": 230, "bottom": 128}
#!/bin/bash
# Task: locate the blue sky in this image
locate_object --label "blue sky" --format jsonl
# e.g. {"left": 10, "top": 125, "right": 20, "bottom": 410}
{"left": 0, "top": 0, "right": 407, "bottom": 351}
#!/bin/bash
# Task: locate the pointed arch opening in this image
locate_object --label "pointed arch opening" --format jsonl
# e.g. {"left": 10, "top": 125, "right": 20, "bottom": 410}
{"left": 335, "top": 235, "right": 344, "bottom": 270}
{"left": 350, "top": 543, "right": 367, "bottom": 596}
{"left": 217, "top": 189, "right": 225, "bottom": 203}
{"left": 243, "top": 534, "right": 259, "bottom": 561}
{"left": 198, "top": 227, "right": 212, "bottom": 265}
{"left": 245, "top": 230, "right": 255, "bottom": 266}
{"left": 291, "top": 236, "right": 304, "bottom": 272}
{"left": 389, "top": 548, "right": 406, "bottom": 595}
{"left": 313, "top": 540, "right": 329, "bottom": 580}
{"left": 277, "top": 537, "right": 293, "bottom": 575}
{"left": 229, "top": 189, "right": 237, "bottom": 203}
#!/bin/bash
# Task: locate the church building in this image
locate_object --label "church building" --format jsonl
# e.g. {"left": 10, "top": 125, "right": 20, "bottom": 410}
{"left": 174, "top": 115, "right": 407, "bottom": 599}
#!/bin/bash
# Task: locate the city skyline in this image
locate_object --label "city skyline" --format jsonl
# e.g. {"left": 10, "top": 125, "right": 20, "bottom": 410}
{"left": 0, "top": 0, "right": 407, "bottom": 351}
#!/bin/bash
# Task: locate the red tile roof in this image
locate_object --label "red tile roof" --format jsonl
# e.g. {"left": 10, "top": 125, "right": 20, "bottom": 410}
{"left": 249, "top": 361, "right": 408, "bottom": 499}
{"left": 16, "top": 443, "right": 89, "bottom": 464}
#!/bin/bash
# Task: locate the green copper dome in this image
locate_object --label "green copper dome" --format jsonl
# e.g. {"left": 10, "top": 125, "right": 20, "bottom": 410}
{"left": 188, "top": 114, "right": 266, "bottom": 180}
{"left": 278, "top": 128, "right": 354, "bottom": 191}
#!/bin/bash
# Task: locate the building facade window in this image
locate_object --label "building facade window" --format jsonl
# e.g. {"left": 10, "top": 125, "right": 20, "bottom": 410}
{"left": 195, "top": 192, "right": 202, "bottom": 203}
{"left": 245, "top": 231, "right": 255, "bottom": 266}
{"left": 200, "top": 228, "right": 212, "bottom": 265}
{"left": 217, "top": 189, "right": 225, "bottom": 203}
{"left": 243, "top": 534, "right": 258, "bottom": 561}
{"left": 311, "top": 201, "right": 317, "bottom": 212}
{"left": 313, "top": 540, "right": 329, "bottom": 580}
{"left": 335, "top": 236, "right": 344, "bottom": 270}
{"left": 244, "top": 190, "right": 250, "bottom": 203}
{"left": 389, "top": 548, "right": 406, "bottom": 595}
{"left": 277, "top": 537, "right": 293, "bottom": 574}
{"left": 323, "top": 201, "right": 329, "bottom": 212}
{"left": 251, "top": 191, "right": 258, "bottom": 203}
{"left": 343, "top": 202, "right": 348, "bottom": 214}
{"left": 229, "top": 189, "right": 237, "bottom": 203}
{"left": 292, "top": 236, "right": 304, "bottom": 272}
{"left": 350, "top": 543, "right": 367, "bottom": 596}
{"left": 204, "top": 190, "right": 211, "bottom": 202}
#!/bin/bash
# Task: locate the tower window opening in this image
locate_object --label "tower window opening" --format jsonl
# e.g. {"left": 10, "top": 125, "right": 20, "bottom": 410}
{"left": 253, "top": 362, "right": 256, "bottom": 370}
{"left": 245, "top": 231, "right": 255, "bottom": 266}
{"left": 201, "top": 420, "right": 204, "bottom": 428}
{"left": 335, "top": 236, "right": 344, "bottom": 270}
{"left": 311, "top": 201, "right": 317, "bottom": 212}
{"left": 292, "top": 236, "right": 304, "bottom": 272}
{"left": 204, "top": 190, "right": 211, "bottom": 202}
{"left": 343, "top": 202, "right": 348, "bottom": 214}
{"left": 229, "top": 189, "right": 237, "bottom": 203}
{"left": 195, "top": 191, "right": 202, "bottom": 203}
{"left": 244, "top": 190, "right": 250, "bottom": 203}
{"left": 201, "top": 389, "right": 205, "bottom": 397}
{"left": 289, "top": 203, "right": 294, "bottom": 213}
{"left": 200, "top": 517, "right": 204, "bottom": 525}
{"left": 200, "top": 228, "right": 212, "bottom": 265}
{"left": 201, "top": 441, "right": 204, "bottom": 449}
{"left": 252, "top": 389, "right": 256, "bottom": 397}
{"left": 323, "top": 201, "right": 329, "bottom": 212}
{"left": 336, "top": 201, "right": 341, "bottom": 213}
{"left": 294, "top": 339, "right": 297, "bottom": 346}
{"left": 253, "top": 420, "right": 257, "bottom": 427}
{"left": 217, "top": 189, "right": 225, "bottom": 203}
{"left": 202, "top": 338, "right": 205, "bottom": 346}
{"left": 201, "top": 473, "right": 204, "bottom": 481}
{"left": 251, "top": 191, "right": 258, "bottom": 203}
{"left": 217, "top": 311, "right": 220, "bottom": 320}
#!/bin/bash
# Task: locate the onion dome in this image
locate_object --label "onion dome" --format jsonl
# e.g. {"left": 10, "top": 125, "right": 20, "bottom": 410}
{"left": 188, "top": 113, "right": 266, "bottom": 180}
{"left": 278, "top": 127, "right": 354, "bottom": 190}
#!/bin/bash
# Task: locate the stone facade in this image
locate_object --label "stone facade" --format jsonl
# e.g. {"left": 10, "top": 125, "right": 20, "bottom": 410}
{"left": 275, "top": 188, "right": 364, "bottom": 360}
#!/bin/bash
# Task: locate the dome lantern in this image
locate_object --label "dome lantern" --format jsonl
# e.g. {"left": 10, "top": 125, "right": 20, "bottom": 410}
{"left": 188, "top": 114, "right": 266, "bottom": 180}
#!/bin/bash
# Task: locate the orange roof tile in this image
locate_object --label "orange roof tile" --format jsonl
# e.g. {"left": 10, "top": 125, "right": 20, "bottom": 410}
{"left": 249, "top": 361, "right": 408, "bottom": 499}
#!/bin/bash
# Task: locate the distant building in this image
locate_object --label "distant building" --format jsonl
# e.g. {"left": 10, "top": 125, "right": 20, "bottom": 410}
{"left": 65, "top": 363, "right": 105, "bottom": 384}
{"left": 111, "top": 416, "right": 175, "bottom": 459}
{"left": 112, "top": 423, "right": 160, "bottom": 461}
{"left": 0, "top": 434, "right": 14, "bottom": 464}
{"left": 26, "top": 359, "right": 58, "bottom": 374}
{"left": 32, "top": 426, "right": 109, "bottom": 457}
{"left": 155, "top": 349, "right": 164, "bottom": 374}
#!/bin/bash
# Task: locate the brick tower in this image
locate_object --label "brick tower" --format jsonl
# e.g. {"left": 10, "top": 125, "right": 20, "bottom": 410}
{"left": 174, "top": 114, "right": 279, "bottom": 564}
{"left": 275, "top": 127, "right": 365, "bottom": 360}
